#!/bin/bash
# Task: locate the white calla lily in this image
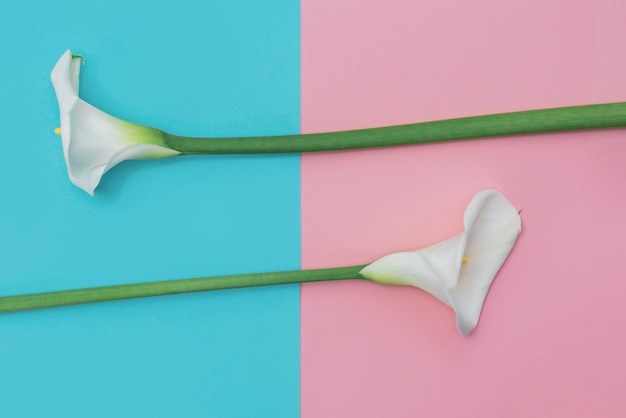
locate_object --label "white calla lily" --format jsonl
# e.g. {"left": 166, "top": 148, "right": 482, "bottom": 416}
{"left": 360, "top": 189, "right": 522, "bottom": 336}
{"left": 49, "top": 51, "right": 626, "bottom": 195}
{"left": 0, "top": 185, "right": 521, "bottom": 336}
{"left": 50, "top": 50, "right": 180, "bottom": 196}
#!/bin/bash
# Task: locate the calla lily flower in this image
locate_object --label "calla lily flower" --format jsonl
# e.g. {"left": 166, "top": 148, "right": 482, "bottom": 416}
{"left": 359, "top": 189, "right": 522, "bottom": 336}
{"left": 50, "top": 50, "right": 180, "bottom": 196}
{"left": 50, "top": 51, "right": 626, "bottom": 195}
{"left": 0, "top": 188, "right": 520, "bottom": 336}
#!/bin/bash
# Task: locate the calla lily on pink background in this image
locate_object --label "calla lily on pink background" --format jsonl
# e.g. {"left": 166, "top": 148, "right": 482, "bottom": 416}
{"left": 0, "top": 188, "right": 519, "bottom": 338}
{"left": 360, "top": 189, "right": 521, "bottom": 336}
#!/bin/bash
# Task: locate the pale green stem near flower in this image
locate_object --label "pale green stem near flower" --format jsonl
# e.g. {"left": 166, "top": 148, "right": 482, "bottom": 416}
{"left": 0, "top": 266, "right": 366, "bottom": 314}
{"left": 159, "top": 102, "right": 626, "bottom": 154}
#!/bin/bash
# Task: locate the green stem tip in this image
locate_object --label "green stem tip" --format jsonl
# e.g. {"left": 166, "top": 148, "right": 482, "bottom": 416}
{"left": 71, "top": 53, "right": 85, "bottom": 65}
{"left": 0, "top": 265, "right": 367, "bottom": 314}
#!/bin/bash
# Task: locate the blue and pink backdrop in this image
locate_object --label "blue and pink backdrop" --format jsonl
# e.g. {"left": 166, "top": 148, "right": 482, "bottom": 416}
{"left": 2, "top": 1, "right": 626, "bottom": 417}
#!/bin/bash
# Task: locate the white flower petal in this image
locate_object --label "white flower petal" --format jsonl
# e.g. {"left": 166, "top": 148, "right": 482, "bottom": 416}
{"left": 415, "top": 233, "right": 464, "bottom": 289}
{"left": 360, "top": 189, "right": 521, "bottom": 336}
{"left": 50, "top": 50, "right": 79, "bottom": 114}
{"left": 448, "top": 190, "right": 522, "bottom": 335}
{"left": 50, "top": 50, "right": 180, "bottom": 196}
{"left": 360, "top": 252, "right": 452, "bottom": 307}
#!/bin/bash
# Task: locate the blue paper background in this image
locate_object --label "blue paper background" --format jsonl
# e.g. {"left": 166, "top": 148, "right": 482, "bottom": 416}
{"left": 0, "top": 1, "right": 300, "bottom": 417}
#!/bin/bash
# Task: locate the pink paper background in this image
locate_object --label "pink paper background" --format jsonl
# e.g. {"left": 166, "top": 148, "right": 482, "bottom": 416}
{"left": 300, "top": 1, "right": 626, "bottom": 417}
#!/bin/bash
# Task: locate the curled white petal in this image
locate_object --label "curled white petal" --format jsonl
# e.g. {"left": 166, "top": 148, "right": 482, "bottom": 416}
{"left": 360, "top": 190, "right": 522, "bottom": 336}
{"left": 51, "top": 50, "right": 180, "bottom": 196}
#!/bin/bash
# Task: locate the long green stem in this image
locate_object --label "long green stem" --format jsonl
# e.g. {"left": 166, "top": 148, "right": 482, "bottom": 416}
{"left": 161, "top": 102, "right": 626, "bottom": 154}
{"left": 0, "top": 265, "right": 366, "bottom": 314}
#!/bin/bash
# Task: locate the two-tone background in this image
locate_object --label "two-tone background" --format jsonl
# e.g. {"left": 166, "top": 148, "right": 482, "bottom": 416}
{"left": 2, "top": 1, "right": 625, "bottom": 416}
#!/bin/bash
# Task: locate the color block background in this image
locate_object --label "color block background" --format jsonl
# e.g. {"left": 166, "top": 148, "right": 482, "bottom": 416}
{"left": 0, "top": 1, "right": 300, "bottom": 417}
{"left": 1, "top": 1, "right": 626, "bottom": 417}
{"left": 301, "top": 1, "right": 626, "bottom": 417}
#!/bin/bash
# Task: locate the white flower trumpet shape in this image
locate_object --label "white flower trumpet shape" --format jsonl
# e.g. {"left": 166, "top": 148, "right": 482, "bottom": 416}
{"left": 50, "top": 50, "right": 180, "bottom": 196}
{"left": 360, "top": 189, "right": 522, "bottom": 336}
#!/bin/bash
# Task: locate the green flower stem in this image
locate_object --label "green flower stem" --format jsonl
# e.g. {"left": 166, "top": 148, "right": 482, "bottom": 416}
{"left": 161, "top": 102, "right": 626, "bottom": 154}
{"left": 0, "top": 265, "right": 367, "bottom": 314}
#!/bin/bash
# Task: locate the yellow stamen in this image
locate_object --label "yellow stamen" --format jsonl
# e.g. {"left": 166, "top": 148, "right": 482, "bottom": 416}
{"left": 54, "top": 127, "right": 62, "bottom": 135}
{"left": 462, "top": 257, "right": 468, "bottom": 265}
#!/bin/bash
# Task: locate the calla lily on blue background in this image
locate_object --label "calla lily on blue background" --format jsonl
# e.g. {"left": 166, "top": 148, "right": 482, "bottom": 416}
{"left": 51, "top": 50, "right": 180, "bottom": 196}
{"left": 50, "top": 50, "right": 626, "bottom": 196}
{"left": 360, "top": 189, "right": 522, "bottom": 336}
